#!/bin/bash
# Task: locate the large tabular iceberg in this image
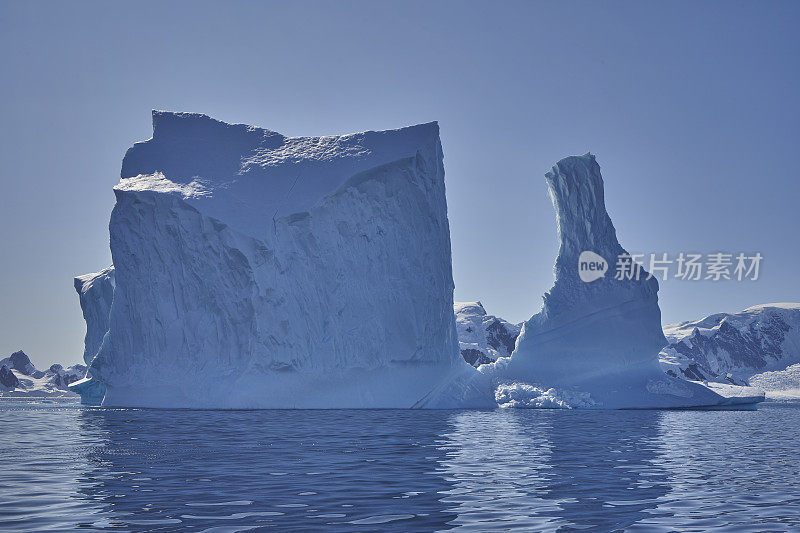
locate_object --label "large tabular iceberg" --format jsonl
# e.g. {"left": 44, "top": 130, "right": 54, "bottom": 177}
{"left": 483, "top": 154, "right": 763, "bottom": 409}
{"left": 73, "top": 111, "right": 488, "bottom": 408}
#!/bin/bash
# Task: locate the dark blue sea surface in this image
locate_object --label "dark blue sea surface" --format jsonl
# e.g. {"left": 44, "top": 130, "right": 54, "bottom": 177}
{"left": 1, "top": 401, "right": 799, "bottom": 532}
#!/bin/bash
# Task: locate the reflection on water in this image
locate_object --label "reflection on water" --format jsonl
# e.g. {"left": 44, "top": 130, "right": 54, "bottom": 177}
{"left": 1, "top": 402, "right": 799, "bottom": 531}
{"left": 437, "top": 410, "right": 670, "bottom": 530}
{"left": 72, "top": 409, "right": 460, "bottom": 531}
{"left": 540, "top": 410, "right": 670, "bottom": 530}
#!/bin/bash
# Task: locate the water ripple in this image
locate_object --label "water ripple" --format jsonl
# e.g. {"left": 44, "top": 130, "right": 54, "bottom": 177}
{"left": 0, "top": 401, "right": 799, "bottom": 531}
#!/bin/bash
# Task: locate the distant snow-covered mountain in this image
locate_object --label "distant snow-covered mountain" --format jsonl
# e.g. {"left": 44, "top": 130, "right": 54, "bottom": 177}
{"left": 0, "top": 350, "right": 84, "bottom": 397}
{"left": 454, "top": 302, "right": 521, "bottom": 367}
{"left": 660, "top": 303, "right": 800, "bottom": 398}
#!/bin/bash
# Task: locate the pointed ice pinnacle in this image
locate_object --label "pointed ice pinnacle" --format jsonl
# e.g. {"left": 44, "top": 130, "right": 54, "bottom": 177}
{"left": 487, "top": 154, "right": 762, "bottom": 408}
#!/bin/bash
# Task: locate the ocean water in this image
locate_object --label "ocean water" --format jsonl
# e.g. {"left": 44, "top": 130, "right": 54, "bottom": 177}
{"left": 1, "top": 402, "right": 799, "bottom": 532}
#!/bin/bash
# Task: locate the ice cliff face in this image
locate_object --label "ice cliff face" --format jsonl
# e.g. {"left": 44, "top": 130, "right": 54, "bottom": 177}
{"left": 484, "top": 154, "right": 760, "bottom": 409}
{"left": 77, "top": 111, "right": 486, "bottom": 408}
{"left": 661, "top": 303, "right": 800, "bottom": 398}
{"left": 454, "top": 302, "right": 520, "bottom": 366}
{"left": 69, "top": 268, "right": 114, "bottom": 403}
{"left": 74, "top": 268, "right": 115, "bottom": 364}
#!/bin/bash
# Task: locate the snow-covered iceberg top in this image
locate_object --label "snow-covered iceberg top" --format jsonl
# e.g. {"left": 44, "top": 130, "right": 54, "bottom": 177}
{"left": 119, "top": 111, "right": 446, "bottom": 240}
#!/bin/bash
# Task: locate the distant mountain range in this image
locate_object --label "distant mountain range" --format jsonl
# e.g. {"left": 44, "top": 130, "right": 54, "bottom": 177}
{"left": 0, "top": 351, "right": 83, "bottom": 397}
{"left": 660, "top": 303, "right": 800, "bottom": 398}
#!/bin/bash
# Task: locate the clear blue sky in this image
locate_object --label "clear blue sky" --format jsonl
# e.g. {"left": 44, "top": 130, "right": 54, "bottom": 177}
{"left": 1, "top": 1, "right": 798, "bottom": 368}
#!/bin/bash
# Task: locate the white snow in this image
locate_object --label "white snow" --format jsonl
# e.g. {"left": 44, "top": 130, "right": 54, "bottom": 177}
{"left": 744, "top": 303, "right": 800, "bottom": 311}
{"left": 0, "top": 351, "right": 84, "bottom": 398}
{"left": 748, "top": 363, "right": 800, "bottom": 400}
{"left": 119, "top": 111, "right": 452, "bottom": 240}
{"left": 454, "top": 301, "right": 521, "bottom": 367}
{"left": 1, "top": 370, "right": 79, "bottom": 397}
{"left": 494, "top": 382, "right": 597, "bottom": 409}
{"left": 693, "top": 381, "right": 766, "bottom": 406}
{"left": 115, "top": 173, "right": 213, "bottom": 199}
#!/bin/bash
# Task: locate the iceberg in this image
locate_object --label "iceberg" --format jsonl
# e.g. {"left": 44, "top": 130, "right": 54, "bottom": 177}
{"left": 482, "top": 154, "right": 763, "bottom": 409}
{"left": 74, "top": 268, "right": 115, "bottom": 365}
{"left": 69, "top": 268, "right": 114, "bottom": 404}
{"left": 75, "top": 111, "right": 489, "bottom": 408}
